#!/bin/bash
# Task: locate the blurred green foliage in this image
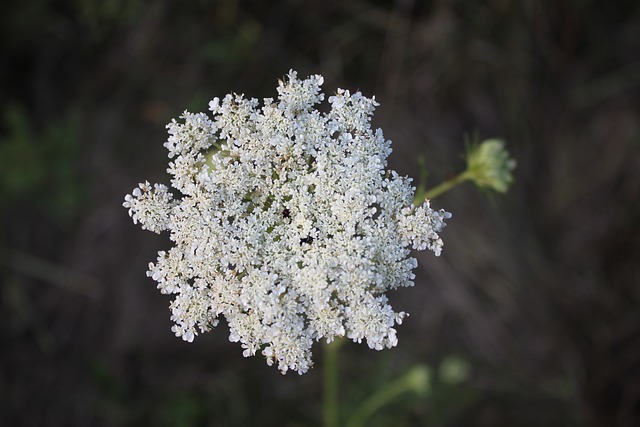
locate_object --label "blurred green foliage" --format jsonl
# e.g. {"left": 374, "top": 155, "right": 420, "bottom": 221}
{"left": 72, "top": 0, "right": 142, "bottom": 42}
{"left": 0, "top": 105, "right": 85, "bottom": 221}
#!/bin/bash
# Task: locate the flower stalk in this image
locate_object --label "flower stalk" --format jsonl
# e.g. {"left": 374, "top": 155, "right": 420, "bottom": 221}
{"left": 422, "top": 171, "right": 471, "bottom": 201}
{"left": 323, "top": 339, "right": 343, "bottom": 427}
{"left": 345, "top": 365, "right": 431, "bottom": 427}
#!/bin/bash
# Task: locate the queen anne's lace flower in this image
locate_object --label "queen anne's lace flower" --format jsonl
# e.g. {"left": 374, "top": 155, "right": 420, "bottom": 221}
{"left": 123, "top": 70, "right": 451, "bottom": 374}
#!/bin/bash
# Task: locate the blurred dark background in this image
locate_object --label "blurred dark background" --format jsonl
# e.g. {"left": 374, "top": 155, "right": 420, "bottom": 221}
{"left": 1, "top": 0, "right": 639, "bottom": 426}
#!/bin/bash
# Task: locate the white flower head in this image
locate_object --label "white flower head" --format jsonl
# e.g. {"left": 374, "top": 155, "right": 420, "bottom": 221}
{"left": 123, "top": 70, "right": 450, "bottom": 374}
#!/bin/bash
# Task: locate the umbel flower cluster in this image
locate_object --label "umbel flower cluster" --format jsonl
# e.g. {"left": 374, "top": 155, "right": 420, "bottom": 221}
{"left": 123, "top": 71, "right": 450, "bottom": 374}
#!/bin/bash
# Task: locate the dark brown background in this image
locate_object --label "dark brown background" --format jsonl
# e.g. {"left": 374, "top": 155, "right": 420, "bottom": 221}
{"left": 1, "top": 0, "right": 639, "bottom": 426}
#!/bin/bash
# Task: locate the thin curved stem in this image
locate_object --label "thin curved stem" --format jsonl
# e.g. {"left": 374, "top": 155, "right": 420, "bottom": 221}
{"left": 422, "top": 171, "right": 471, "bottom": 201}
{"left": 345, "top": 366, "right": 430, "bottom": 427}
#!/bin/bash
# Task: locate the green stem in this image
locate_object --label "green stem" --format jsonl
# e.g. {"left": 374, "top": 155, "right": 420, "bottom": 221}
{"left": 323, "top": 339, "right": 342, "bottom": 427}
{"left": 345, "top": 367, "right": 427, "bottom": 427}
{"left": 422, "top": 171, "right": 471, "bottom": 201}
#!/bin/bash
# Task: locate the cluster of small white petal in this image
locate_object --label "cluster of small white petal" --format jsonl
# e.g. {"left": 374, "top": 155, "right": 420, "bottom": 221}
{"left": 123, "top": 70, "right": 450, "bottom": 374}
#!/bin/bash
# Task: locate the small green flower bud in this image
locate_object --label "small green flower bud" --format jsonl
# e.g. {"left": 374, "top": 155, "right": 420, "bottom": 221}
{"left": 465, "top": 139, "right": 516, "bottom": 193}
{"left": 404, "top": 365, "right": 432, "bottom": 396}
{"left": 438, "top": 356, "right": 471, "bottom": 384}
